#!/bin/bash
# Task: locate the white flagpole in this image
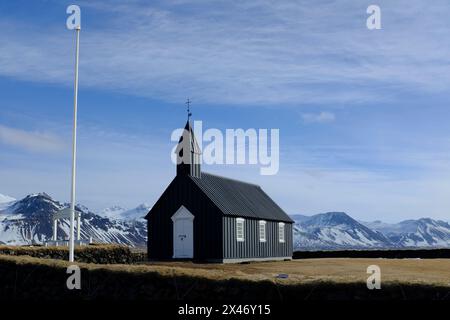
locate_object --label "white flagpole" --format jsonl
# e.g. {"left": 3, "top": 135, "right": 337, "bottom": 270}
{"left": 69, "top": 25, "right": 80, "bottom": 262}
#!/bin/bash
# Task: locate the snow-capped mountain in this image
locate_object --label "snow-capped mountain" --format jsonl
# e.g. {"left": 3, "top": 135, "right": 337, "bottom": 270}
{"left": 293, "top": 212, "right": 392, "bottom": 250}
{"left": 362, "top": 218, "right": 450, "bottom": 248}
{"left": 0, "top": 194, "right": 15, "bottom": 203}
{"left": 100, "top": 203, "right": 150, "bottom": 221}
{"left": 0, "top": 193, "right": 146, "bottom": 247}
{"left": 100, "top": 205, "right": 127, "bottom": 220}
{"left": 0, "top": 194, "right": 15, "bottom": 210}
{"left": 121, "top": 203, "right": 151, "bottom": 220}
{"left": 294, "top": 212, "right": 450, "bottom": 250}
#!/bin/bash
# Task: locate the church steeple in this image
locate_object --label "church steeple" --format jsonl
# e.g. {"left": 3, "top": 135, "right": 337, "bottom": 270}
{"left": 175, "top": 102, "right": 201, "bottom": 178}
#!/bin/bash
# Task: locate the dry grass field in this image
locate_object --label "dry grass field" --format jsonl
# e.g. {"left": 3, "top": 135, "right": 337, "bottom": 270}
{"left": 1, "top": 245, "right": 449, "bottom": 287}
{"left": 145, "top": 258, "right": 450, "bottom": 287}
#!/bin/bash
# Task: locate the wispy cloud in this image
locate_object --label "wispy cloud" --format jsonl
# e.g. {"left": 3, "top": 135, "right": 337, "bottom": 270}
{"left": 0, "top": 121, "right": 174, "bottom": 211}
{"left": 1, "top": 0, "right": 450, "bottom": 106}
{"left": 2, "top": 1, "right": 450, "bottom": 221}
{"left": 301, "top": 112, "right": 335, "bottom": 124}
{"left": 0, "top": 124, "right": 66, "bottom": 153}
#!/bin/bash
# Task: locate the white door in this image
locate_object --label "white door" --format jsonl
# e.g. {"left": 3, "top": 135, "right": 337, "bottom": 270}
{"left": 171, "top": 206, "right": 194, "bottom": 258}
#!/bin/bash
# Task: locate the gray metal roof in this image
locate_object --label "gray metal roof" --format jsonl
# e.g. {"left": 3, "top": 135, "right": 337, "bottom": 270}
{"left": 190, "top": 173, "right": 293, "bottom": 223}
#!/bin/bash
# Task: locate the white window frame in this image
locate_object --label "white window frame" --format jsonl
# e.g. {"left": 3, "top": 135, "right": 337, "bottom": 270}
{"left": 236, "top": 218, "right": 245, "bottom": 242}
{"left": 278, "top": 222, "right": 285, "bottom": 243}
{"left": 259, "top": 220, "right": 266, "bottom": 242}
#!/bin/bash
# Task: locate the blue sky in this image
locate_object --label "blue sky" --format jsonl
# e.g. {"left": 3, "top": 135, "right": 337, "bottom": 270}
{"left": 1, "top": 0, "right": 450, "bottom": 222}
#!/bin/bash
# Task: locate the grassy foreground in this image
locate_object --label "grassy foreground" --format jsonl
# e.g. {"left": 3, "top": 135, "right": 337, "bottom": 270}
{"left": 0, "top": 253, "right": 449, "bottom": 300}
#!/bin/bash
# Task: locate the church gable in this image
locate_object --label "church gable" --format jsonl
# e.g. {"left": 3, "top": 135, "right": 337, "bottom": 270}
{"left": 145, "top": 174, "right": 222, "bottom": 221}
{"left": 171, "top": 205, "right": 195, "bottom": 220}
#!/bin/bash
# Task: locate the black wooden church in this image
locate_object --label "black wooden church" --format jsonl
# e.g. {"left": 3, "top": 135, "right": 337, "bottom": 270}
{"left": 145, "top": 119, "right": 293, "bottom": 263}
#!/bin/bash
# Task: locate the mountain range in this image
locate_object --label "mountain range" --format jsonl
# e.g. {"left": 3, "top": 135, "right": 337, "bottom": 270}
{"left": 0, "top": 193, "right": 146, "bottom": 247}
{"left": 292, "top": 212, "right": 450, "bottom": 250}
{"left": 1, "top": 192, "right": 449, "bottom": 250}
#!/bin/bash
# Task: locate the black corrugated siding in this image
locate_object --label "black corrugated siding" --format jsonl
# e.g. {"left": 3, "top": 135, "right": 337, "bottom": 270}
{"left": 222, "top": 216, "right": 293, "bottom": 259}
{"left": 147, "top": 175, "right": 223, "bottom": 260}
{"left": 147, "top": 174, "right": 293, "bottom": 261}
